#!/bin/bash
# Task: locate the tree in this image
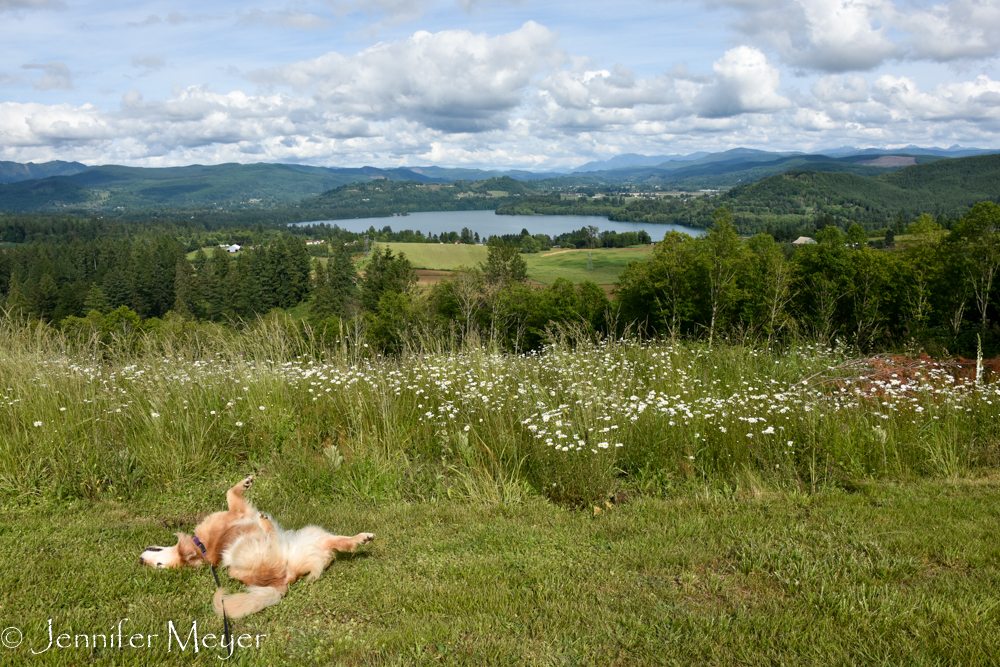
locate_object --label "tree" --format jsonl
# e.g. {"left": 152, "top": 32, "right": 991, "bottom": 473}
{"left": 83, "top": 284, "right": 109, "bottom": 314}
{"left": 482, "top": 238, "right": 527, "bottom": 286}
{"left": 846, "top": 223, "right": 868, "bottom": 247}
{"left": 850, "top": 246, "right": 892, "bottom": 349}
{"left": 449, "top": 266, "right": 484, "bottom": 341}
{"left": 951, "top": 201, "right": 1000, "bottom": 326}
{"left": 615, "top": 231, "right": 695, "bottom": 340}
{"left": 102, "top": 267, "right": 133, "bottom": 310}
{"left": 4, "top": 280, "right": 30, "bottom": 317}
{"left": 520, "top": 235, "right": 540, "bottom": 254}
{"left": 697, "top": 207, "right": 743, "bottom": 347}
{"left": 173, "top": 258, "right": 194, "bottom": 320}
{"left": 741, "top": 233, "right": 796, "bottom": 347}
{"left": 900, "top": 214, "right": 943, "bottom": 327}
{"left": 32, "top": 274, "right": 60, "bottom": 320}
{"left": 360, "top": 245, "right": 416, "bottom": 312}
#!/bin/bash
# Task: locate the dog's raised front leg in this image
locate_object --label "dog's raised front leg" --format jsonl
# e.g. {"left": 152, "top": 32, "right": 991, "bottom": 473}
{"left": 321, "top": 533, "right": 375, "bottom": 553}
{"left": 226, "top": 475, "right": 255, "bottom": 515}
{"left": 258, "top": 512, "right": 276, "bottom": 534}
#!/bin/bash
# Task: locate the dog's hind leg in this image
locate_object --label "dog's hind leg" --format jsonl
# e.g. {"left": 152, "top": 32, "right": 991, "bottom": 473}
{"left": 226, "top": 475, "right": 255, "bottom": 515}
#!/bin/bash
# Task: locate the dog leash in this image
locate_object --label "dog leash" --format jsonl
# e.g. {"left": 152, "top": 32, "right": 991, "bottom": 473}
{"left": 192, "top": 535, "right": 231, "bottom": 649}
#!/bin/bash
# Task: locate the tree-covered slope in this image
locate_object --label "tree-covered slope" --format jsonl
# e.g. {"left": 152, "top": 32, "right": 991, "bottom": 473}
{"left": 0, "top": 163, "right": 448, "bottom": 213}
{"left": 0, "top": 177, "right": 92, "bottom": 211}
{"left": 0, "top": 160, "right": 90, "bottom": 184}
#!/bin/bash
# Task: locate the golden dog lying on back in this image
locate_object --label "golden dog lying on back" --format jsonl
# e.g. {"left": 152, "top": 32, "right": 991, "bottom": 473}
{"left": 139, "top": 476, "right": 374, "bottom": 618}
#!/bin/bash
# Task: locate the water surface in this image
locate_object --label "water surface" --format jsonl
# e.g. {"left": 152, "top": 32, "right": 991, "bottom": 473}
{"left": 293, "top": 210, "right": 704, "bottom": 239}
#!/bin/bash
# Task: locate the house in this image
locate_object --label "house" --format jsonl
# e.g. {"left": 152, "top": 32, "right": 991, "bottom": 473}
{"left": 791, "top": 236, "right": 816, "bottom": 247}
{"left": 227, "top": 244, "right": 242, "bottom": 253}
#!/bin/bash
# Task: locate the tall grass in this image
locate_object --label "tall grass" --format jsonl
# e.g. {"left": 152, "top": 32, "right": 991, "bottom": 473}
{"left": 2, "top": 313, "right": 998, "bottom": 505}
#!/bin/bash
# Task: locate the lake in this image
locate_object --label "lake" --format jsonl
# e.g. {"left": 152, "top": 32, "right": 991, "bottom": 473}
{"left": 291, "top": 210, "right": 704, "bottom": 239}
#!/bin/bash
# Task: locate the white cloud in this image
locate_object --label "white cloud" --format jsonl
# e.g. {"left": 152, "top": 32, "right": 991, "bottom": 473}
{"left": 891, "top": 0, "right": 1000, "bottom": 62}
{"left": 21, "top": 61, "right": 73, "bottom": 91}
{"left": 695, "top": 46, "right": 791, "bottom": 117}
{"left": 702, "top": 0, "right": 1000, "bottom": 70}
{"left": 811, "top": 74, "right": 868, "bottom": 103}
{"left": 2, "top": 22, "right": 999, "bottom": 169}
{"left": 251, "top": 21, "right": 563, "bottom": 132}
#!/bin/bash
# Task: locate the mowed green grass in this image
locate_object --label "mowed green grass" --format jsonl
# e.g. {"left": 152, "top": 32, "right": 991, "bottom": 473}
{"left": 3, "top": 476, "right": 1000, "bottom": 665}
{"left": 377, "top": 243, "right": 489, "bottom": 271}
{"left": 524, "top": 247, "right": 652, "bottom": 285}
{"left": 368, "top": 243, "right": 652, "bottom": 285}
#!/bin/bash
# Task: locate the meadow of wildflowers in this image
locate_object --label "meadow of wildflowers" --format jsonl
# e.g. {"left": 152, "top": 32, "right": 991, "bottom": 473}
{"left": 2, "top": 314, "right": 999, "bottom": 505}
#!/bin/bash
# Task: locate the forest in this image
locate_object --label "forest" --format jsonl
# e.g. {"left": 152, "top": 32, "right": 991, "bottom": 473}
{"left": 2, "top": 198, "right": 1000, "bottom": 358}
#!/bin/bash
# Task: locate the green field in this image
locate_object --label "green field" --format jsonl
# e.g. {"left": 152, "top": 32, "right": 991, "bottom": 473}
{"left": 366, "top": 243, "right": 652, "bottom": 285}
{"left": 524, "top": 247, "right": 652, "bottom": 285}
{"left": 376, "top": 242, "right": 489, "bottom": 270}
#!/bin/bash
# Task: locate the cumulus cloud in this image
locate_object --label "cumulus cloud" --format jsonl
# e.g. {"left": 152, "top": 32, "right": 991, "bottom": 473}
{"left": 2, "top": 22, "right": 1000, "bottom": 169}
{"left": 701, "top": 0, "right": 1000, "bottom": 70}
{"left": 251, "top": 21, "right": 563, "bottom": 132}
{"left": 891, "top": 0, "right": 1000, "bottom": 62}
{"left": 21, "top": 62, "right": 73, "bottom": 90}
{"left": 694, "top": 46, "right": 791, "bottom": 117}
{"left": 711, "top": 0, "right": 895, "bottom": 72}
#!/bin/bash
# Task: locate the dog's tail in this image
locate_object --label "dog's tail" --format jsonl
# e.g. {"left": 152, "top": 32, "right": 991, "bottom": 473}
{"left": 212, "top": 586, "right": 284, "bottom": 619}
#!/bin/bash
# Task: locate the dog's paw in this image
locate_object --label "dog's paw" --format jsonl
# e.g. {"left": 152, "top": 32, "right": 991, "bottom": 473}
{"left": 259, "top": 512, "right": 269, "bottom": 521}
{"left": 241, "top": 475, "right": 254, "bottom": 491}
{"left": 357, "top": 533, "right": 375, "bottom": 546}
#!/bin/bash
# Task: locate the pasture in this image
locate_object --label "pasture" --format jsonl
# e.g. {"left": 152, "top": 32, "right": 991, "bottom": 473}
{"left": 361, "top": 243, "right": 653, "bottom": 288}
{"left": 2, "top": 317, "right": 1000, "bottom": 664}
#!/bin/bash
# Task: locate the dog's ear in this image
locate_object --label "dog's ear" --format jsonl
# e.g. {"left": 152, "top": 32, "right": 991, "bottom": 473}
{"left": 175, "top": 533, "right": 203, "bottom": 565}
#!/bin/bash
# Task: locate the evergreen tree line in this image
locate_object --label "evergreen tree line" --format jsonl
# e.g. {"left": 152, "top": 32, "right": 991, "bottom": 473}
{"left": 2, "top": 234, "right": 311, "bottom": 324}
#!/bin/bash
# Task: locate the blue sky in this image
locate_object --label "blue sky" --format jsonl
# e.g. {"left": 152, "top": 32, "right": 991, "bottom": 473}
{"left": 2, "top": 0, "right": 999, "bottom": 169}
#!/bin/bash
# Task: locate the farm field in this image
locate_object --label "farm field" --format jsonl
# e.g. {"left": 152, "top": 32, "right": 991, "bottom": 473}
{"left": 361, "top": 243, "right": 653, "bottom": 287}
{"left": 524, "top": 246, "right": 652, "bottom": 285}
{"left": 189, "top": 242, "right": 653, "bottom": 290}
{"left": 4, "top": 318, "right": 1000, "bottom": 663}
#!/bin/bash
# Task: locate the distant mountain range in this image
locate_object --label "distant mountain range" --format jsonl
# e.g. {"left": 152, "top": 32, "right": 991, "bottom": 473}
{"left": 0, "top": 146, "right": 997, "bottom": 214}
{"left": 0, "top": 160, "right": 89, "bottom": 184}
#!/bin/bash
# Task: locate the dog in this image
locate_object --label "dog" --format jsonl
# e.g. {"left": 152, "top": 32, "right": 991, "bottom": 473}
{"left": 139, "top": 475, "right": 374, "bottom": 619}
